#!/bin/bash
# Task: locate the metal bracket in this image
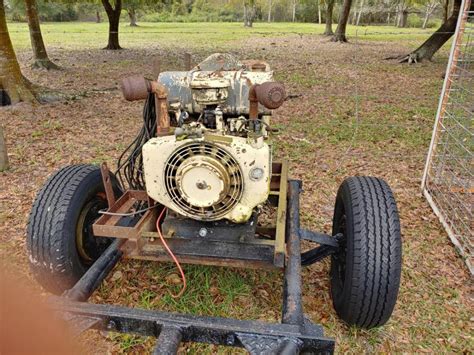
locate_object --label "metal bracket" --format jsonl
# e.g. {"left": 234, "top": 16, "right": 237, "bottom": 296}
{"left": 100, "top": 162, "right": 116, "bottom": 208}
{"left": 300, "top": 229, "right": 339, "bottom": 248}
{"left": 300, "top": 233, "right": 344, "bottom": 267}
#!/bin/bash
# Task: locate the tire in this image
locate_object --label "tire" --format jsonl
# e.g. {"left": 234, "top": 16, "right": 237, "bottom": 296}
{"left": 27, "top": 164, "right": 121, "bottom": 294}
{"left": 330, "top": 176, "right": 402, "bottom": 329}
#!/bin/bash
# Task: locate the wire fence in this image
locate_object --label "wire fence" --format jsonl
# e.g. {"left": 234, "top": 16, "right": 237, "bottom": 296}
{"left": 421, "top": 2, "right": 473, "bottom": 274}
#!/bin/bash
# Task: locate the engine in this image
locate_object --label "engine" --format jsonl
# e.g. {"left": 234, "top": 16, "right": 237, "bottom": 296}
{"left": 121, "top": 54, "right": 285, "bottom": 223}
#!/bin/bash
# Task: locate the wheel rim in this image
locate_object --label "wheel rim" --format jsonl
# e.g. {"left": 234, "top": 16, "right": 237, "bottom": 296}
{"left": 75, "top": 194, "right": 110, "bottom": 264}
{"left": 333, "top": 212, "right": 347, "bottom": 288}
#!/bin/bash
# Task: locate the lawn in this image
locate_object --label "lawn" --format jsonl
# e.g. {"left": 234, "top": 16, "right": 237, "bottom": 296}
{"left": 0, "top": 21, "right": 471, "bottom": 353}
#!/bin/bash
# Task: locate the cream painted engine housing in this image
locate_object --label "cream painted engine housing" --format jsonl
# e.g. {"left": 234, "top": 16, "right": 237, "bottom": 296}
{"left": 142, "top": 135, "right": 271, "bottom": 223}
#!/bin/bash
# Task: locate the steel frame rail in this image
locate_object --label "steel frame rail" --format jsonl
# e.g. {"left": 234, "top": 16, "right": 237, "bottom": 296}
{"left": 52, "top": 180, "right": 336, "bottom": 354}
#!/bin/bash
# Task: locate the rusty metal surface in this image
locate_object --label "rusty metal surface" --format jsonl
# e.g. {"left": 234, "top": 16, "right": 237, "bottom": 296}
{"left": 94, "top": 163, "right": 288, "bottom": 269}
{"left": 92, "top": 190, "right": 155, "bottom": 240}
{"left": 184, "top": 53, "right": 192, "bottom": 71}
{"left": 274, "top": 160, "right": 288, "bottom": 268}
{"left": 121, "top": 76, "right": 150, "bottom": 101}
{"left": 254, "top": 82, "right": 286, "bottom": 109}
{"left": 157, "top": 53, "right": 275, "bottom": 116}
{"left": 100, "top": 162, "right": 116, "bottom": 208}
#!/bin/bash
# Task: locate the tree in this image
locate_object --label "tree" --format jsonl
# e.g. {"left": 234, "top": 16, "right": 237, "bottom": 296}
{"left": 332, "top": 0, "right": 353, "bottom": 42}
{"left": 0, "top": 125, "right": 8, "bottom": 171}
{"left": 291, "top": 0, "right": 297, "bottom": 21}
{"left": 25, "top": 0, "right": 59, "bottom": 70}
{"left": 422, "top": 0, "right": 439, "bottom": 28}
{"left": 442, "top": 0, "right": 449, "bottom": 22}
{"left": 102, "top": 0, "right": 122, "bottom": 49}
{"left": 355, "top": 0, "right": 364, "bottom": 25}
{"left": 323, "top": 0, "right": 335, "bottom": 35}
{"left": 267, "top": 0, "right": 272, "bottom": 21}
{"left": 243, "top": 0, "right": 255, "bottom": 27}
{"left": 0, "top": 1, "right": 36, "bottom": 104}
{"left": 318, "top": 0, "right": 322, "bottom": 24}
{"left": 398, "top": 0, "right": 470, "bottom": 62}
{"left": 396, "top": 1, "right": 409, "bottom": 27}
{"left": 127, "top": 7, "right": 137, "bottom": 26}
{"left": 126, "top": 0, "right": 143, "bottom": 26}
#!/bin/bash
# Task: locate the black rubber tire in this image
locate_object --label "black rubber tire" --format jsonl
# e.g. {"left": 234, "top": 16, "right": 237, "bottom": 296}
{"left": 27, "top": 165, "right": 121, "bottom": 294}
{"left": 330, "top": 176, "right": 402, "bottom": 329}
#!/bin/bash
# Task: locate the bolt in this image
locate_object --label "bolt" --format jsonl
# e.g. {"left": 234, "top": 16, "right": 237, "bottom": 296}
{"left": 196, "top": 180, "right": 208, "bottom": 190}
{"left": 198, "top": 228, "right": 208, "bottom": 237}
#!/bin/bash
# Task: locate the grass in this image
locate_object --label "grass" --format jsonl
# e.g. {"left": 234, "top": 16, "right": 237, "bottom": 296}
{"left": 6, "top": 21, "right": 441, "bottom": 51}
{"left": 2, "top": 20, "right": 471, "bottom": 354}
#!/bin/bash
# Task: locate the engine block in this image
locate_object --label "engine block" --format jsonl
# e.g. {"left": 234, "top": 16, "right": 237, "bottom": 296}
{"left": 122, "top": 53, "right": 286, "bottom": 223}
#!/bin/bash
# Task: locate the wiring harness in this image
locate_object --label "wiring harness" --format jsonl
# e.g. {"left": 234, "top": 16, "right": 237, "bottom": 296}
{"left": 116, "top": 93, "right": 157, "bottom": 191}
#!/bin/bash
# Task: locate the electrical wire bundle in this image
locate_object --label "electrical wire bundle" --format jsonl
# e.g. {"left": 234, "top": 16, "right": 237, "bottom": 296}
{"left": 116, "top": 93, "right": 157, "bottom": 191}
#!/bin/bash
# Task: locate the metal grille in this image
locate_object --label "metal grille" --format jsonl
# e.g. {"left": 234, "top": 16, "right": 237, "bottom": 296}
{"left": 421, "top": 0, "right": 473, "bottom": 274}
{"left": 164, "top": 142, "right": 243, "bottom": 220}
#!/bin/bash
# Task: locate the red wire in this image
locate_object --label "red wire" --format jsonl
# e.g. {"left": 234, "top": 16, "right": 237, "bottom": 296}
{"left": 156, "top": 207, "right": 187, "bottom": 298}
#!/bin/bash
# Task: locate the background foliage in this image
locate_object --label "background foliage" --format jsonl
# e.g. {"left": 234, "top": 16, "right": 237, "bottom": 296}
{"left": 4, "top": 0, "right": 445, "bottom": 27}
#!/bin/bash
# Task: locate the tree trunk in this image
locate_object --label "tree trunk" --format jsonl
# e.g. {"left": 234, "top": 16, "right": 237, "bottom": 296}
{"left": 399, "top": 0, "right": 465, "bottom": 63}
{"left": 102, "top": 0, "right": 122, "bottom": 50}
{"left": 244, "top": 3, "right": 255, "bottom": 27}
{"left": 96, "top": 10, "right": 101, "bottom": 23}
{"left": 398, "top": 9, "right": 408, "bottom": 27}
{"left": 443, "top": 0, "right": 449, "bottom": 22}
{"left": 356, "top": 0, "right": 364, "bottom": 25}
{"left": 25, "top": 0, "right": 59, "bottom": 70}
{"left": 0, "top": 1, "right": 36, "bottom": 104}
{"left": 267, "top": 0, "right": 271, "bottom": 22}
{"left": 332, "top": 0, "right": 352, "bottom": 42}
{"left": 292, "top": 0, "right": 297, "bottom": 22}
{"left": 318, "top": 0, "right": 322, "bottom": 24}
{"left": 128, "top": 8, "right": 138, "bottom": 26}
{"left": 323, "top": 0, "right": 335, "bottom": 35}
{"left": 0, "top": 126, "right": 9, "bottom": 171}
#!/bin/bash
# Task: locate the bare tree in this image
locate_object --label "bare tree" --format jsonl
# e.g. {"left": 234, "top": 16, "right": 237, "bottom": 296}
{"left": 292, "top": 0, "right": 297, "bottom": 22}
{"left": 422, "top": 0, "right": 439, "bottom": 29}
{"left": 332, "top": 0, "right": 353, "bottom": 42}
{"left": 102, "top": 0, "right": 122, "bottom": 49}
{"left": 25, "top": 0, "right": 59, "bottom": 70}
{"left": 356, "top": 0, "right": 364, "bottom": 25}
{"left": 323, "top": 0, "right": 335, "bottom": 35}
{"left": 0, "top": 1, "right": 36, "bottom": 104}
